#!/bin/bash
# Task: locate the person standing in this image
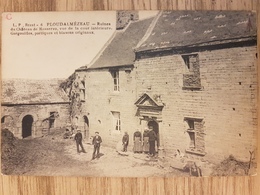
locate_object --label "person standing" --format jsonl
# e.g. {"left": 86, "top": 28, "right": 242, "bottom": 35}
{"left": 122, "top": 132, "right": 129, "bottom": 152}
{"left": 148, "top": 127, "right": 157, "bottom": 156}
{"left": 133, "top": 130, "right": 142, "bottom": 153}
{"left": 74, "top": 129, "right": 86, "bottom": 154}
{"left": 143, "top": 128, "right": 150, "bottom": 153}
{"left": 92, "top": 131, "right": 102, "bottom": 159}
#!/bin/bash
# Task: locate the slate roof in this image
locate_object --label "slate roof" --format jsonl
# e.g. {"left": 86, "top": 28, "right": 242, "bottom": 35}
{"left": 136, "top": 11, "right": 257, "bottom": 52}
{"left": 85, "top": 16, "right": 155, "bottom": 70}
{"left": 1, "top": 79, "right": 69, "bottom": 105}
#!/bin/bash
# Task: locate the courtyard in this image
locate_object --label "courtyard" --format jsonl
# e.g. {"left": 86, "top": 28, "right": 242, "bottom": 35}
{"left": 2, "top": 128, "right": 188, "bottom": 177}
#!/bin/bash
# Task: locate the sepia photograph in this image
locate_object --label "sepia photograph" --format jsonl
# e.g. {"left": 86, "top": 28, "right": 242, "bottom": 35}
{"left": 1, "top": 10, "right": 258, "bottom": 177}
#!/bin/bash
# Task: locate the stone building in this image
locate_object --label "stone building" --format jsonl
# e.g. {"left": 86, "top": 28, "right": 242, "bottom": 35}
{"left": 75, "top": 15, "right": 154, "bottom": 145}
{"left": 74, "top": 11, "right": 257, "bottom": 163}
{"left": 1, "top": 79, "right": 70, "bottom": 138}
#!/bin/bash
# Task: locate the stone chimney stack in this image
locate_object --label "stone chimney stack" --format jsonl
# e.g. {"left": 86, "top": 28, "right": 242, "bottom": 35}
{"left": 116, "top": 11, "right": 139, "bottom": 30}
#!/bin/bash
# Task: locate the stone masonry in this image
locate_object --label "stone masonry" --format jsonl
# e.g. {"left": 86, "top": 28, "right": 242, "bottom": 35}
{"left": 2, "top": 104, "right": 70, "bottom": 138}
{"left": 76, "top": 67, "right": 138, "bottom": 147}
{"left": 135, "top": 45, "right": 257, "bottom": 163}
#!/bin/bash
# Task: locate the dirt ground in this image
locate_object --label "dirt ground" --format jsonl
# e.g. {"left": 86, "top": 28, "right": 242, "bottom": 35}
{"left": 3, "top": 129, "right": 254, "bottom": 177}
{"left": 2, "top": 129, "right": 187, "bottom": 177}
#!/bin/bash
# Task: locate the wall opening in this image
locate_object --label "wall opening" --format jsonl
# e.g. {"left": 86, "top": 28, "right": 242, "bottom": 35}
{"left": 148, "top": 120, "right": 160, "bottom": 147}
{"left": 182, "top": 53, "right": 201, "bottom": 90}
{"left": 111, "top": 111, "right": 121, "bottom": 132}
{"left": 184, "top": 117, "right": 205, "bottom": 155}
{"left": 22, "top": 115, "right": 33, "bottom": 138}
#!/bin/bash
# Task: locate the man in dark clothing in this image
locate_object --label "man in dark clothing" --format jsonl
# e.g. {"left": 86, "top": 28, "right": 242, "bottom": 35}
{"left": 74, "top": 129, "right": 86, "bottom": 154}
{"left": 148, "top": 127, "right": 157, "bottom": 156}
{"left": 143, "top": 128, "right": 150, "bottom": 153}
{"left": 122, "top": 132, "right": 129, "bottom": 152}
{"left": 92, "top": 131, "right": 102, "bottom": 159}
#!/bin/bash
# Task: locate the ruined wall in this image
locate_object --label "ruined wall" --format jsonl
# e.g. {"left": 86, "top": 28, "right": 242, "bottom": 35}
{"left": 135, "top": 45, "right": 257, "bottom": 163}
{"left": 1, "top": 103, "right": 70, "bottom": 138}
{"left": 76, "top": 67, "right": 138, "bottom": 147}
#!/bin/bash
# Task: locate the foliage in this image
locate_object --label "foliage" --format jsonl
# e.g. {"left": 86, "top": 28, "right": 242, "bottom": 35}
{"left": 59, "top": 72, "right": 82, "bottom": 120}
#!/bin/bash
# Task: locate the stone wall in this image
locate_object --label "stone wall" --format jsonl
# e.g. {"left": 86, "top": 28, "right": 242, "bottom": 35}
{"left": 74, "top": 45, "right": 257, "bottom": 163}
{"left": 76, "top": 67, "right": 138, "bottom": 147}
{"left": 1, "top": 103, "right": 70, "bottom": 138}
{"left": 135, "top": 45, "right": 257, "bottom": 163}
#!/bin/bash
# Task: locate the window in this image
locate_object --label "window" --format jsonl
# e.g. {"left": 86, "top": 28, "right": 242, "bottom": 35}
{"left": 80, "top": 80, "right": 86, "bottom": 101}
{"left": 182, "top": 54, "right": 201, "bottom": 90}
{"left": 182, "top": 55, "right": 193, "bottom": 71}
{"left": 187, "top": 120, "right": 194, "bottom": 130}
{"left": 186, "top": 119, "right": 195, "bottom": 149}
{"left": 111, "top": 111, "right": 121, "bottom": 131}
{"left": 184, "top": 117, "right": 205, "bottom": 155}
{"left": 111, "top": 70, "right": 119, "bottom": 91}
{"left": 188, "top": 130, "right": 196, "bottom": 149}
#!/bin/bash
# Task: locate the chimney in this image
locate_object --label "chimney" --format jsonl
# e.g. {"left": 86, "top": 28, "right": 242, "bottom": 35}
{"left": 116, "top": 11, "right": 139, "bottom": 30}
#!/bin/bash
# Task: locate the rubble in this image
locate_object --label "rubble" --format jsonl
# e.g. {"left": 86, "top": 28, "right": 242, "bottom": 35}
{"left": 1, "top": 129, "right": 17, "bottom": 174}
{"left": 211, "top": 155, "right": 256, "bottom": 176}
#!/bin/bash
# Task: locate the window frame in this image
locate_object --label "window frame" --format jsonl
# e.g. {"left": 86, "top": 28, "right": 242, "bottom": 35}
{"left": 80, "top": 80, "right": 86, "bottom": 101}
{"left": 182, "top": 54, "right": 198, "bottom": 72}
{"left": 181, "top": 53, "right": 201, "bottom": 90}
{"left": 184, "top": 117, "right": 205, "bottom": 156}
{"left": 111, "top": 70, "right": 120, "bottom": 92}
{"left": 111, "top": 111, "right": 121, "bottom": 132}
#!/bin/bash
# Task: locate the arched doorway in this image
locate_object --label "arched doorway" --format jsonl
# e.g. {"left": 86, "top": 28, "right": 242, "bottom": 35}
{"left": 148, "top": 120, "right": 160, "bottom": 147}
{"left": 22, "top": 115, "right": 33, "bottom": 138}
{"left": 83, "top": 115, "right": 89, "bottom": 139}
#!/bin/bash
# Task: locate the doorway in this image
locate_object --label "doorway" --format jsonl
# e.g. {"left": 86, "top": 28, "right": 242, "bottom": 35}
{"left": 148, "top": 120, "right": 159, "bottom": 147}
{"left": 22, "top": 115, "right": 33, "bottom": 138}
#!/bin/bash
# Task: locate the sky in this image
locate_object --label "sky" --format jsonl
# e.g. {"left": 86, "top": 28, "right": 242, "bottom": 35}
{"left": 2, "top": 11, "right": 158, "bottom": 79}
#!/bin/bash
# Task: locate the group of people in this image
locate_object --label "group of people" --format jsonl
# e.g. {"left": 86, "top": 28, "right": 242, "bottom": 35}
{"left": 122, "top": 127, "right": 158, "bottom": 157}
{"left": 67, "top": 127, "right": 158, "bottom": 160}
{"left": 74, "top": 129, "right": 102, "bottom": 160}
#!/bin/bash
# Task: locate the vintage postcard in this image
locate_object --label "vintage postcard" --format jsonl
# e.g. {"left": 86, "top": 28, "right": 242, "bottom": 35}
{"left": 1, "top": 11, "right": 257, "bottom": 177}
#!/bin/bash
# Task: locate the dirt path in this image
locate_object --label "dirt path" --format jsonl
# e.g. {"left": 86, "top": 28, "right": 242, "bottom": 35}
{"left": 63, "top": 142, "right": 173, "bottom": 177}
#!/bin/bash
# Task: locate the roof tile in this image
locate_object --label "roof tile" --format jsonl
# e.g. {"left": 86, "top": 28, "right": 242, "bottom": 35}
{"left": 136, "top": 11, "right": 256, "bottom": 52}
{"left": 88, "top": 16, "right": 155, "bottom": 69}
